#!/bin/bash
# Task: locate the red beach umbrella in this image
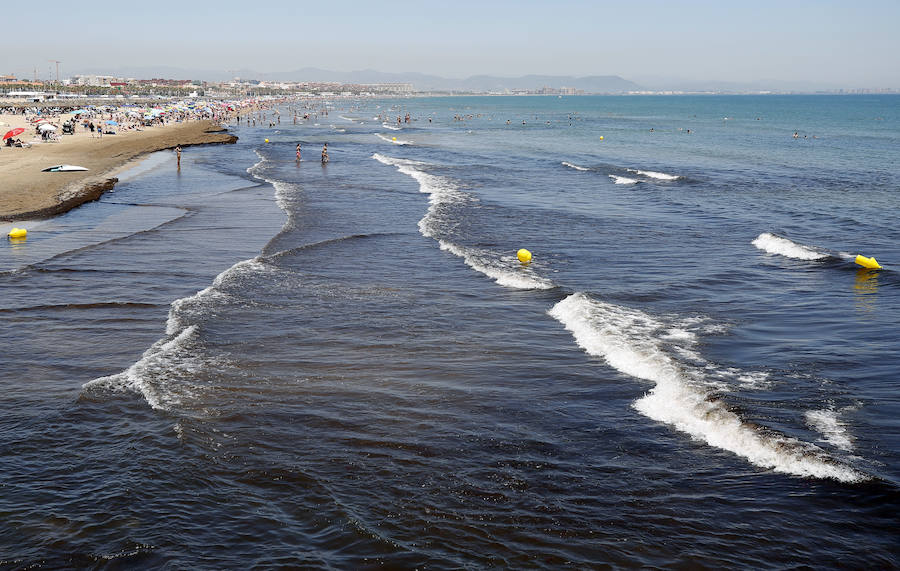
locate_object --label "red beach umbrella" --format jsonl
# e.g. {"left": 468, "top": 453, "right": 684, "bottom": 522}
{"left": 3, "top": 127, "right": 24, "bottom": 140}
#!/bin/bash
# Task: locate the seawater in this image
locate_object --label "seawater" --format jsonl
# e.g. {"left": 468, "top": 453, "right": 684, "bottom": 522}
{"left": 1, "top": 95, "right": 898, "bottom": 568}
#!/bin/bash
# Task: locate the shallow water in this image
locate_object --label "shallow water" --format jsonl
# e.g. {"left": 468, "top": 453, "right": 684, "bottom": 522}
{"left": 1, "top": 95, "right": 898, "bottom": 568}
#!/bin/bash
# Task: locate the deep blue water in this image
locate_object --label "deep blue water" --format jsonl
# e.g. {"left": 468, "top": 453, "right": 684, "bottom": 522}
{"left": 1, "top": 95, "right": 898, "bottom": 568}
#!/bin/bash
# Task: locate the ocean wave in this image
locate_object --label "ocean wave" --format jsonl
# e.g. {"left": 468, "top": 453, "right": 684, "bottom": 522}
{"left": 247, "top": 150, "right": 301, "bottom": 225}
{"left": 548, "top": 293, "right": 866, "bottom": 482}
{"left": 376, "top": 133, "right": 412, "bottom": 146}
{"left": 752, "top": 233, "right": 829, "bottom": 260}
{"left": 562, "top": 161, "right": 590, "bottom": 171}
{"left": 438, "top": 240, "right": 555, "bottom": 290}
{"left": 609, "top": 175, "right": 639, "bottom": 185}
{"left": 381, "top": 123, "right": 401, "bottom": 131}
{"left": 82, "top": 324, "right": 202, "bottom": 410}
{"left": 374, "top": 153, "right": 554, "bottom": 290}
{"left": 82, "top": 257, "right": 272, "bottom": 411}
{"left": 627, "top": 169, "right": 682, "bottom": 181}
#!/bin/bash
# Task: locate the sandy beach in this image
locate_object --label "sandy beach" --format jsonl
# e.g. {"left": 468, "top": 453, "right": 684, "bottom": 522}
{"left": 0, "top": 114, "right": 238, "bottom": 221}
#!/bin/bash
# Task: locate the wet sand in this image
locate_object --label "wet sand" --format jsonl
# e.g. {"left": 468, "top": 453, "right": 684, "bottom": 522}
{"left": 0, "top": 120, "right": 237, "bottom": 221}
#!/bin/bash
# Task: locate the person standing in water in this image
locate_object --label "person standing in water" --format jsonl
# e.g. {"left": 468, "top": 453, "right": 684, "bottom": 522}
{"left": 175, "top": 145, "right": 182, "bottom": 169}
{"left": 296, "top": 142, "right": 301, "bottom": 161}
{"left": 321, "top": 143, "right": 329, "bottom": 164}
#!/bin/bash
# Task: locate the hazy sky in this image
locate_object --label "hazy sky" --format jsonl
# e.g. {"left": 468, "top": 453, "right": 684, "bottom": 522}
{"left": 3, "top": 0, "right": 898, "bottom": 87}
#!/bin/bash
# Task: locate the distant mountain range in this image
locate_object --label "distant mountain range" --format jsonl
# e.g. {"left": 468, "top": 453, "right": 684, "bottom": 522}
{"left": 69, "top": 66, "right": 643, "bottom": 93}
{"left": 64, "top": 66, "right": 863, "bottom": 93}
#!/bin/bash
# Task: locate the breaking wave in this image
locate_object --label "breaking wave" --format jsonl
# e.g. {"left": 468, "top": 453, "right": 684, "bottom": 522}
{"left": 752, "top": 233, "right": 829, "bottom": 260}
{"left": 374, "top": 153, "right": 554, "bottom": 290}
{"left": 548, "top": 292, "right": 867, "bottom": 482}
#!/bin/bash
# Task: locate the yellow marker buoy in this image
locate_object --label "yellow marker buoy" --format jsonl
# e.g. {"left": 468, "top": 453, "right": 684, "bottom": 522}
{"left": 392, "top": 136, "right": 397, "bottom": 141}
{"left": 517, "top": 248, "right": 532, "bottom": 264}
{"left": 7, "top": 227, "right": 27, "bottom": 239}
{"left": 855, "top": 254, "right": 882, "bottom": 270}
{"left": 599, "top": 136, "right": 604, "bottom": 140}
{"left": 264, "top": 138, "right": 269, "bottom": 143}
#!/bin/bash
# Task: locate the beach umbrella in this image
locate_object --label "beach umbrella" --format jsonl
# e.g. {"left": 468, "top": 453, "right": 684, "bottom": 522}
{"left": 3, "top": 128, "right": 24, "bottom": 140}
{"left": 39, "top": 124, "right": 57, "bottom": 132}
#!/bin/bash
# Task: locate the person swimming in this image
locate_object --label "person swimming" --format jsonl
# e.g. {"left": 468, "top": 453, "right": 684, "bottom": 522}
{"left": 321, "top": 143, "right": 329, "bottom": 164}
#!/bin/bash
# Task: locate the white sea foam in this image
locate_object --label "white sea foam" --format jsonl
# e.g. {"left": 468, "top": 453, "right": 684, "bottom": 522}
{"left": 382, "top": 123, "right": 401, "bottom": 131}
{"left": 83, "top": 325, "right": 202, "bottom": 410}
{"left": 376, "top": 133, "right": 412, "bottom": 145}
{"left": 752, "top": 232, "right": 828, "bottom": 260}
{"left": 438, "top": 240, "right": 554, "bottom": 290}
{"left": 548, "top": 293, "right": 866, "bottom": 482}
{"left": 338, "top": 115, "right": 354, "bottom": 122}
{"left": 374, "top": 153, "right": 554, "bottom": 290}
{"left": 84, "top": 256, "right": 270, "bottom": 411}
{"left": 562, "top": 161, "right": 590, "bottom": 171}
{"left": 610, "top": 175, "right": 639, "bottom": 185}
{"left": 806, "top": 408, "right": 854, "bottom": 451}
{"left": 627, "top": 169, "right": 681, "bottom": 180}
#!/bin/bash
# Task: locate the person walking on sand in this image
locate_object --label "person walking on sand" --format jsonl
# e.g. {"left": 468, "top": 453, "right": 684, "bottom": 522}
{"left": 321, "top": 143, "right": 329, "bottom": 164}
{"left": 176, "top": 145, "right": 182, "bottom": 169}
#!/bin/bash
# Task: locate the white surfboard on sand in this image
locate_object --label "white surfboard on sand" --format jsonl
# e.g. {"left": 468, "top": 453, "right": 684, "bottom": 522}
{"left": 42, "top": 165, "right": 89, "bottom": 172}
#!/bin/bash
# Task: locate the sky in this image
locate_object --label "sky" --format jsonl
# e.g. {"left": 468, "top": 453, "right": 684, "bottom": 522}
{"left": 3, "top": 0, "right": 898, "bottom": 88}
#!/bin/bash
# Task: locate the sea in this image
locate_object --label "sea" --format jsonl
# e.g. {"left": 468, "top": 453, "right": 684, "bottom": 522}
{"left": 1, "top": 94, "right": 898, "bottom": 568}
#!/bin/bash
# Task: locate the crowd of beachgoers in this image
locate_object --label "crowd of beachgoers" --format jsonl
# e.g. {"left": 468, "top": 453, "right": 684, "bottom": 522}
{"left": 1, "top": 97, "right": 282, "bottom": 148}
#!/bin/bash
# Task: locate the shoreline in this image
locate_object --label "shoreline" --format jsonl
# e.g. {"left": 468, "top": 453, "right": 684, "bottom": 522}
{"left": 0, "top": 120, "right": 237, "bottom": 222}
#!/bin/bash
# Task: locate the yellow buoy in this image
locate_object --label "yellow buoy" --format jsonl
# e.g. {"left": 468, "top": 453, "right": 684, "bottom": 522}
{"left": 7, "top": 227, "right": 27, "bottom": 239}
{"left": 517, "top": 248, "right": 532, "bottom": 264}
{"left": 599, "top": 136, "right": 604, "bottom": 140}
{"left": 264, "top": 138, "right": 269, "bottom": 143}
{"left": 392, "top": 136, "right": 397, "bottom": 141}
{"left": 855, "top": 254, "right": 882, "bottom": 270}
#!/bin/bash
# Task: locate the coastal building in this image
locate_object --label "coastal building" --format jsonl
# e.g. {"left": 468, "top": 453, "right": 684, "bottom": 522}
{"left": 71, "top": 75, "right": 117, "bottom": 87}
